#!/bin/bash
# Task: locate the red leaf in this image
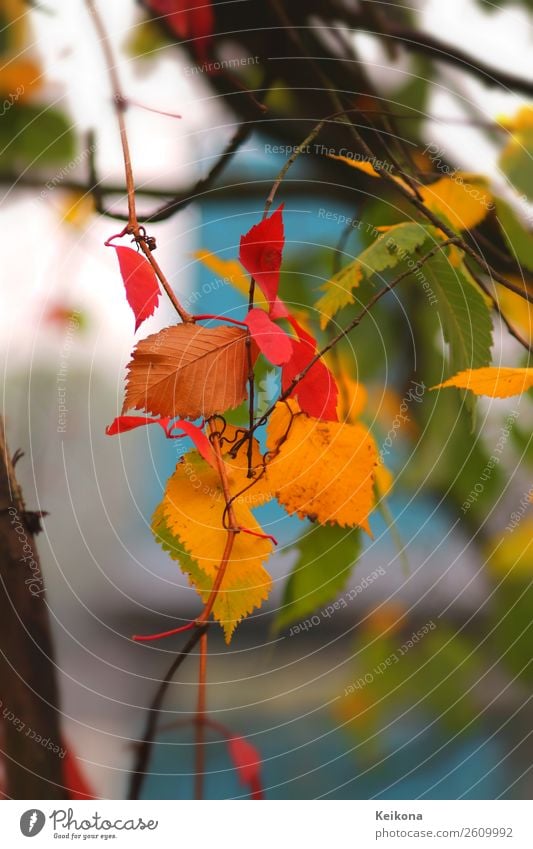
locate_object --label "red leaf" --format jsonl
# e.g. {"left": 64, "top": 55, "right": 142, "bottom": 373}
{"left": 239, "top": 206, "right": 285, "bottom": 309}
{"left": 244, "top": 308, "right": 293, "bottom": 365}
{"left": 63, "top": 745, "right": 95, "bottom": 800}
{"left": 282, "top": 318, "right": 339, "bottom": 421}
{"left": 170, "top": 419, "right": 216, "bottom": 468}
{"left": 146, "top": 0, "right": 214, "bottom": 63}
{"left": 227, "top": 735, "right": 264, "bottom": 799}
{"left": 106, "top": 415, "right": 170, "bottom": 436}
{"left": 113, "top": 246, "right": 161, "bottom": 332}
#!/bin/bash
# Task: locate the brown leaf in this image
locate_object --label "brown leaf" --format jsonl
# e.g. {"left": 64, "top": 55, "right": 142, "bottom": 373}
{"left": 122, "top": 324, "right": 251, "bottom": 419}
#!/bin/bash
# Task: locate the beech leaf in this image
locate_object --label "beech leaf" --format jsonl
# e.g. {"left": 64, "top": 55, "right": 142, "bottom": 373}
{"left": 113, "top": 246, "right": 161, "bottom": 331}
{"left": 433, "top": 366, "right": 533, "bottom": 398}
{"left": 152, "top": 433, "right": 273, "bottom": 641}
{"left": 265, "top": 401, "right": 378, "bottom": 534}
{"left": 122, "top": 324, "right": 251, "bottom": 420}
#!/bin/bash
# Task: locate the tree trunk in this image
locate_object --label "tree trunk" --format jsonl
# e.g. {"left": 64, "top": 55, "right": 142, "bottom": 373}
{"left": 0, "top": 419, "right": 67, "bottom": 798}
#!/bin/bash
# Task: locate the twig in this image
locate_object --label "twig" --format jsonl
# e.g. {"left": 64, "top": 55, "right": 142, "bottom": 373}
{"left": 84, "top": 0, "right": 192, "bottom": 322}
{"left": 127, "top": 624, "right": 208, "bottom": 800}
{"left": 194, "top": 632, "right": 208, "bottom": 800}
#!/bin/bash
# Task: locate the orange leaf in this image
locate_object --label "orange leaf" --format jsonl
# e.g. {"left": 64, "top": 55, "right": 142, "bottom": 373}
{"left": 123, "top": 324, "right": 251, "bottom": 419}
{"left": 265, "top": 401, "right": 378, "bottom": 534}
{"left": 433, "top": 366, "right": 533, "bottom": 398}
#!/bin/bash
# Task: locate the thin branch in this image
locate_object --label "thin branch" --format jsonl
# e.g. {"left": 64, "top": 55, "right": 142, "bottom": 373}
{"left": 127, "top": 624, "right": 208, "bottom": 800}
{"left": 194, "top": 632, "right": 208, "bottom": 800}
{"left": 385, "top": 25, "right": 533, "bottom": 99}
{"left": 84, "top": 0, "right": 192, "bottom": 322}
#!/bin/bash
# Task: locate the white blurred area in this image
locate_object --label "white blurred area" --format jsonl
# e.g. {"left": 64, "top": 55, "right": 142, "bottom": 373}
{"left": 0, "top": 0, "right": 532, "bottom": 797}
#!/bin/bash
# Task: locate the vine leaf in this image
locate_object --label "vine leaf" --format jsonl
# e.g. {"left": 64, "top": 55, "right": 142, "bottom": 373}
{"left": 113, "top": 246, "right": 161, "bottom": 331}
{"left": 153, "top": 435, "right": 273, "bottom": 641}
{"left": 273, "top": 523, "right": 362, "bottom": 633}
{"left": 244, "top": 308, "right": 293, "bottom": 365}
{"left": 281, "top": 318, "right": 338, "bottom": 421}
{"left": 227, "top": 735, "right": 264, "bottom": 799}
{"left": 239, "top": 205, "right": 285, "bottom": 309}
{"left": 106, "top": 415, "right": 216, "bottom": 467}
{"left": 106, "top": 414, "right": 170, "bottom": 435}
{"left": 265, "top": 401, "right": 378, "bottom": 533}
{"left": 122, "top": 324, "right": 252, "bottom": 420}
{"left": 434, "top": 366, "right": 533, "bottom": 397}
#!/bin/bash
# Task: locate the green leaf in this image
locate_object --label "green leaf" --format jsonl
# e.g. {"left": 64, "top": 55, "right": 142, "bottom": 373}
{"left": 499, "top": 128, "right": 533, "bottom": 202}
{"left": 316, "top": 223, "right": 440, "bottom": 327}
{"left": 0, "top": 103, "right": 75, "bottom": 168}
{"left": 423, "top": 250, "right": 493, "bottom": 420}
{"left": 494, "top": 197, "right": 533, "bottom": 272}
{"left": 273, "top": 523, "right": 362, "bottom": 633}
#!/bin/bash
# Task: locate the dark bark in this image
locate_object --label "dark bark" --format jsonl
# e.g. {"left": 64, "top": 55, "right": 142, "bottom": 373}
{"left": 0, "top": 420, "right": 67, "bottom": 799}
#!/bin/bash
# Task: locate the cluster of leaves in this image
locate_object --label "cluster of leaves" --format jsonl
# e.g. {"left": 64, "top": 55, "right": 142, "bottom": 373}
{"left": 108, "top": 205, "right": 383, "bottom": 642}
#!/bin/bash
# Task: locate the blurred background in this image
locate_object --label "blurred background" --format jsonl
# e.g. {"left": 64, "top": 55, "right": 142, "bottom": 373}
{"left": 1, "top": 0, "right": 532, "bottom": 799}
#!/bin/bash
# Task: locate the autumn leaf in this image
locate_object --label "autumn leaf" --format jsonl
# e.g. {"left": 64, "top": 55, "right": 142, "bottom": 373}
{"left": 244, "top": 308, "right": 293, "bottom": 365}
{"left": 282, "top": 318, "right": 339, "bottom": 421}
{"left": 106, "top": 414, "right": 170, "bottom": 435}
{"left": 0, "top": 58, "right": 41, "bottom": 100}
{"left": 153, "top": 433, "right": 273, "bottom": 641}
{"left": 265, "top": 401, "right": 378, "bottom": 533}
{"left": 327, "top": 153, "right": 412, "bottom": 192}
{"left": 145, "top": 0, "right": 214, "bottom": 62}
{"left": 106, "top": 414, "right": 216, "bottom": 466}
{"left": 227, "top": 735, "right": 264, "bottom": 799}
{"left": 433, "top": 366, "right": 533, "bottom": 398}
{"left": 239, "top": 206, "right": 285, "bottom": 310}
{"left": 419, "top": 175, "right": 492, "bottom": 231}
{"left": 122, "top": 324, "right": 252, "bottom": 420}
{"left": 113, "top": 246, "right": 161, "bottom": 331}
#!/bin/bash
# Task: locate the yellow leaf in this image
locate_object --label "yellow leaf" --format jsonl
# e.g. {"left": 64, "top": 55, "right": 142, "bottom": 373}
{"left": 194, "top": 249, "right": 268, "bottom": 310}
{"left": 155, "top": 436, "right": 273, "bottom": 642}
{"left": 328, "top": 154, "right": 381, "bottom": 177}
{"left": 486, "top": 519, "right": 533, "bottom": 579}
{"left": 419, "top": 176, "right": 492, "bottom": 231}
{"left": 433, "top": 366, "right": 533, "bottom": 398}
{"left": 265, "top": 401, "right": 378, "bottom": 534}
{"left": 60, "top": 191, "right": 95, "bottom": 228}
{"left": 336, "top": 371, "right": 368, "bottom": 423}
{"left": 375, "top": 462, "right": 394, "bottom": 497}
{"left": 327, "top": 154, "right": 413, "bottom": 193}
{"left": 497, "top": 106, "right": 533, "bottom": 133}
